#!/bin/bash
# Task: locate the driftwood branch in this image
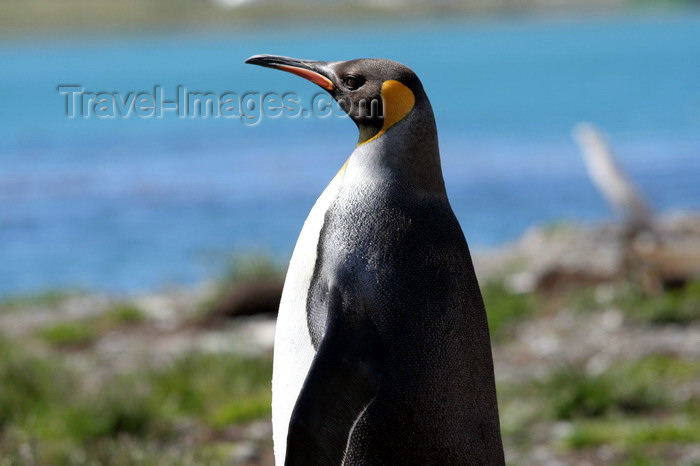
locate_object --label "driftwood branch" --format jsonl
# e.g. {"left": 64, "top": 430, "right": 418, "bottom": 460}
{"left": 572, "top": 122, "right": 655, "bottom": 234}
{"left": 572, "top": 122, "right": 665, "bottom": 291}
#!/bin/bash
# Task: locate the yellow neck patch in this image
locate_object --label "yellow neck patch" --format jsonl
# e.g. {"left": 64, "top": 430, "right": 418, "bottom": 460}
{"left": 358, "top": 79, "right": 415, "bottom": 146}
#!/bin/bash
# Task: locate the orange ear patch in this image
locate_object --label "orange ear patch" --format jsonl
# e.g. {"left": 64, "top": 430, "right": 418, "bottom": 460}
{"left": 359, "top": 80, "right": 415, "bottom": 146}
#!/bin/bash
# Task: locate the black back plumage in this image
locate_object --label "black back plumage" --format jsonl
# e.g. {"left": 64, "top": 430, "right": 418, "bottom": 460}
{"left": 298, "top": 175, "right": 503, "bottom": 465}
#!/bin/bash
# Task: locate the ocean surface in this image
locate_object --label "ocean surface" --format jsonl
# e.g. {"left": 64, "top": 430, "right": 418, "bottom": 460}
{"left": 1, "top": 15, "right": 699, "bottom": 294}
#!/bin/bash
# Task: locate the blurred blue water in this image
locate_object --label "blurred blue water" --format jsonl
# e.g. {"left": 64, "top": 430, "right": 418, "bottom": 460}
{"left": 1, "top": 15, "right": 699, "bottom": 294}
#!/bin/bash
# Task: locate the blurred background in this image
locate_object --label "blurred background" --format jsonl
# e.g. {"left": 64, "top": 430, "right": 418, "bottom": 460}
{"left": 1, "top": 0, "right": 699, "bottom": 464}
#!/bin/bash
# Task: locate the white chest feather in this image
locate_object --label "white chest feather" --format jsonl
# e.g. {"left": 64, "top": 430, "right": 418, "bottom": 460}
{"left": 272, "top": 173, "right": 343, "bottom": 465}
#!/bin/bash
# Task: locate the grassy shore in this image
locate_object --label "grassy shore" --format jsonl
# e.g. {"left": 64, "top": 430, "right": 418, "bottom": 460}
{"left": 0, "top": 336, "right": 272, "bottom": 464}
{"left": 1, "top": 272, "right": 698, "bottom": 464}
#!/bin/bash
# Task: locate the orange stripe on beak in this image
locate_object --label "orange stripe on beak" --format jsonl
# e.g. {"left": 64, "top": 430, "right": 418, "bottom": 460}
{"left": 276, "top": 65, "right": 334, "bottom": 91}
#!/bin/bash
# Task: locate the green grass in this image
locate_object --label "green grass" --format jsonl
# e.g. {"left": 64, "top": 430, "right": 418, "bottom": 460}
{"left": 498, "top": 354, "right": 700, "bottom": 458}
{"left": 543, "top": 366, "right": 669, "bottom": 420}
{"left": 481, "top": 275, "right": 698, "bottom": 344}
{"left": 565, "top": 417, "right": 700, "bottom": 449}
{"left": 0, "top": 336, "right": 71, "bottom": 429}
{"left": 35, "top": 302, "right": 147, "bottom": 348}
{"left": 618, "top": 453, "right": 668, "bottom": 466}
{"left": 0, "top": 434, "right": 233, "bottom": 466}
{"left": 36, "top": 320, "right": 99, "bottom": 348}
{"left": 103, "top": 303, "right": 147, "bottom": 325}
{"left": 0, "top": 332, "right": 273, "bottom": 464}
{"left": 209, "top": 392, "right": 273, "bottom": 428}
{"left": 538, "top": 356, "right": 700, "bottom": 421}
{"left": 148, "top": 352, "right": 273, "bottom": 427}
{"left": 0, "top": 333, "right": 156, "bottom": 443}
{"left": 567, "top": 280, "right": 700, "bottom": 325}
{"left": 621, "top": 354, "right": 700, "bottom": 384}
{"left": 482, "top": 280, "right": 536, "bottom": 340}
{"left": 613, "top": 281, "right": 700, "bottom": 324}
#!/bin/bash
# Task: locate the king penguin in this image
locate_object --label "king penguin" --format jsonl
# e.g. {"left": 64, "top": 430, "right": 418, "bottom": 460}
{"left": 245, "top": 55, "right": 504, "bottom": 465}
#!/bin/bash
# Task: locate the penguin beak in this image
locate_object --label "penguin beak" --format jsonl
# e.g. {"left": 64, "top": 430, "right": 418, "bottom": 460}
{"left": 245, "top": 54, "right": 335, "bottom": 92}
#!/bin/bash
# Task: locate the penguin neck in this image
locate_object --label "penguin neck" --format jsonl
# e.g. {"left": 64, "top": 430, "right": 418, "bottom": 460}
{"left": 348, "top": 102, "right": 446, "bottom": 196}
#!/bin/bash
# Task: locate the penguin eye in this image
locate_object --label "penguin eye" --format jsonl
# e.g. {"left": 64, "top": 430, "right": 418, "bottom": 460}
{"left": 343, "top": 75, "right": 364, "bottom": 90}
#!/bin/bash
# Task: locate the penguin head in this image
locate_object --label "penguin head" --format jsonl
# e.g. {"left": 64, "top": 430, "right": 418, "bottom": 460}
{"left": 245, "top": 55, "right": 427, "bottom": 145}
